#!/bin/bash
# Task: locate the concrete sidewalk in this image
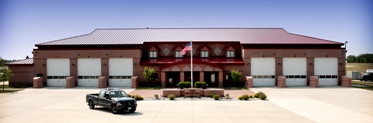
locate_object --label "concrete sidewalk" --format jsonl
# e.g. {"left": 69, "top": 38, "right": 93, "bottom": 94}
{"left": 1, "top": 87, "right": 372, "bottom": 123}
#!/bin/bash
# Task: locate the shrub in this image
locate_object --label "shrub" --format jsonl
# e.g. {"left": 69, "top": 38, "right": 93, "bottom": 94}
{"left": 257, "top": 92, "right": 267, "bottom": 100}
{"left": 213, "top": 95, "right": 220, "bottom": 100}
{"left": 178, "top": 82, "right": 184, "bottom": 89}
{"left": 238, "top": 96, "right": 243, "bottom": 100}
{"left": 154, "top": 94, "right": 159, "bottom": 99}
{"left": 242, "top": 94, "right": 249, "bottom": 100}
{"left": 168, "top": 94, "right": 175, "bottom": 100}
{"left": 132, "top": 94, "right": 144, "bottom": 100}
{"left": 194, "top": 81, "right": 207, "bottom": 88}
{"left": 184, "top": 81, "right": 191, "bottom": 88}
{"left": 254, "top": 91, "right": 267, "bottom": 100}
{"left": 249, "top": 95, "right": 254, "bottom": 98}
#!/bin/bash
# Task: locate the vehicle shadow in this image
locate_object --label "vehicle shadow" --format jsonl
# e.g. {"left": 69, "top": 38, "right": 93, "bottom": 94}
{"left": 90, "top": 107, "right": 144, "bottom": 116}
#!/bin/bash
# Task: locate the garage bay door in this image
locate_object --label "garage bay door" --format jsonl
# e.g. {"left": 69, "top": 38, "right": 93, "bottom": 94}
{"left": 109, "top": 58, "right": 133, "bottom": 87}
{"left": 47, "top": 59, "right": 70, "bottom": 87}
{"left": 283, "top": 58, "right": 307, "bottom": 86}
{"left": 315, "top": 58, "right": 338, "bottom": 86}
{"left": 78, "top": 58, "right": 101, "bottom": 87}
{"left": 251, "top": 58, "right": 275, "bottom": 86}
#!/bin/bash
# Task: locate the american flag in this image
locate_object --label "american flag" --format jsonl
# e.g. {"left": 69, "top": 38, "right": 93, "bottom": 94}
{"left": 181, "top": 42, "right": 192, "bottom": 55}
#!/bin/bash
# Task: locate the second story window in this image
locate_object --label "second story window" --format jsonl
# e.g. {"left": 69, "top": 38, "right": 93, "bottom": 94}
{"left": 226, "top": 51, "right": 234, "bottom": 58}
{"left": 201, "top": 51, "right": 208, "bottom": 58}
{"left": 175, "top": 51, "right": 182, "bottom": 58}
{"left": 150, "top": 51, "right": 157, "bottom": 58}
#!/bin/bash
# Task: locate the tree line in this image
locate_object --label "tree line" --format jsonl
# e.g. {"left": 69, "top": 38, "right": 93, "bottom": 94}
{"left": 346, "top": 54, "right": 373, "bottom": 63}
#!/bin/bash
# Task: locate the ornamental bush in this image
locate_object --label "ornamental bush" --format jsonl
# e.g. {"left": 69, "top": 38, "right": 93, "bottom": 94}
{"left": 194, "top": 81, "right": 207, "bottom": 88}
{"left": 241, "top": 94, "right": 249, "bottom": 100}
{"left": 131, "top": 94, "right": 144, "bottom": 100}
{"left": 238, "top": 96, "right": 243, "bottom": 100}
{"left": 255, "top": 91, "right": 267, "bottom": 100}
{"left": 213, "top": 95, "right": 220, "bottom": 100}
{"left": 168, "top": 94, "right": 175, "bottom": 100}
{"left": 184, "top": 81, "right": 191, "bottom": 88}
{"left": 178, "top": 82, "right": 184, "bottom": 89}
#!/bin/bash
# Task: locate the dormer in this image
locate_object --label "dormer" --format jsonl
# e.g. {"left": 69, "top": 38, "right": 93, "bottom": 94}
{"left": 147, "top": 43, "right": 161, "bottom": 58}
{"left": 223, "top": 43, "right": 237, "bottom": 58}
{"left": 171, "top": 43, "right": 185, "bottom": 58}
{"left": 197, "top": 43, "right": 212, "bottom": 58}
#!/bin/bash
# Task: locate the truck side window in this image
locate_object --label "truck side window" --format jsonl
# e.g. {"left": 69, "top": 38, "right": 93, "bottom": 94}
{"left": 99, "top": 90, "right": 106, "bottom": 98}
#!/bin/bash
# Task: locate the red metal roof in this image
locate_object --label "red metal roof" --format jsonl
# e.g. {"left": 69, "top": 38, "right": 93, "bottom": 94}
{"left": 36, "top": 28, "right": 343, "bottom": 46}
{"left": 140, "top": 57, "right": 245, "bottom": 66}
{"left": 6, "top": 58, "right": 33, "bottom": 65}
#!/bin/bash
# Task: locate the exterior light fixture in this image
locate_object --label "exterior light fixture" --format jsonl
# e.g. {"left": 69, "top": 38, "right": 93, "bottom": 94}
{"left": 133, "top": 63, "right": 136, "bottom": 67}
{"left": 309, "top": 63, "right": 313, "bottom": 67}
{"left": 277, "top": 63, "right": 281, "bottom": 66}
{"left": 247, "top": 63, "right": 251, "bottom": 67}
{"left": 71, "top": 64, "right": 75, "bottom": 67}
{"left": 339, "top": 63, "right": 343, "bottom": 66}
{"left": 103, "top": 64, "right": 107, "bottom": 67}
{"left": 42, "top": 63, "right": 46, "bottom": 67}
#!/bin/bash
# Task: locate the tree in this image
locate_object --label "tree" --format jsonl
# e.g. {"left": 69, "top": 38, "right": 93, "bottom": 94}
{"left": 230, "top": 69, "right": 242, "bottom": 87}
{"left": 1, "top": 67, "right": 14, "bottom": 91}
{"left": 346, "top": 55, "right": 356, "bottom": 63}
{"left": 143, "top": 66, "right": 155, "bottom": 87}
{"left": 0, "top": 58, "right": 14, "bottom": 91}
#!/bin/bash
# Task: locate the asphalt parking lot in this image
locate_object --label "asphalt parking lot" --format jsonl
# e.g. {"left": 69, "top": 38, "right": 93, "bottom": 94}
{"left": 1, "top": 87, "right": 372, "bottom": 123}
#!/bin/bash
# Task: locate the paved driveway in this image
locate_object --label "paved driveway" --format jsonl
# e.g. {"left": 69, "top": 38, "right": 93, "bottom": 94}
{"left": 0, "top": 87, "right": 372, "bottom": 123}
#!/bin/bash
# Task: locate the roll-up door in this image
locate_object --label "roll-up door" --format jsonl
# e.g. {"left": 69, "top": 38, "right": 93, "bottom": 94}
{"left": 251, "top": 58, "right": 276, "bottom": 86}
{"left": 283, "top": 58, "right": 307, "bottom": 86}
{"left": 108, "top": 58, "right": 133, "bottom": 87}
{"left": 315, "top": 58, "right": 338, "bottom": 86}
{"left": 47, "top": 59, "right": 70, "bottom": 87}
{"left": 77, "top": 58, "right": 101, "bottom": 87}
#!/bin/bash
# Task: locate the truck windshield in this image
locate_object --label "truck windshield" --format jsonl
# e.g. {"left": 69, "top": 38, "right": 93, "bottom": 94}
{"left": 109, "top": 91, "right": 129, "bottom": 98}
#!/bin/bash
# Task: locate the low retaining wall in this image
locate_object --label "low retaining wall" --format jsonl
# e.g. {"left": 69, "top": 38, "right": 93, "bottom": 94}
{"left": 161, "top": 88, "right": 224, "bottom": 97}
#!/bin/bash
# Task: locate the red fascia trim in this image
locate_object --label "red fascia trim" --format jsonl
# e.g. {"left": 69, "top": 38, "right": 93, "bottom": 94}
{"left": 159, "top": 60, "right": 225, "bottom": 70}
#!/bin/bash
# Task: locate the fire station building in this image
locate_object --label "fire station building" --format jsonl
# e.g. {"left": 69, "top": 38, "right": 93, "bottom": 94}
{"left": 7, "top": 28, "right": 351, "bottom": 88}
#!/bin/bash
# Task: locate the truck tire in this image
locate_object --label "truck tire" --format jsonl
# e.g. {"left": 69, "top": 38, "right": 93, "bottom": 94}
{"left": 129, "top": 107, "right": 136, "bottom": 113}
{"left": 111, "top": 105, "right": 119, "bottom": 114}
{"left": 88, "top": 100, "right": 95, "bottom": 109}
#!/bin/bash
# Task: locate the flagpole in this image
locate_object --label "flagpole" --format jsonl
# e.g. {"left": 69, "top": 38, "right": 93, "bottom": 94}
{"left": 190, "top": 40, "right": 193, "bottom": 88}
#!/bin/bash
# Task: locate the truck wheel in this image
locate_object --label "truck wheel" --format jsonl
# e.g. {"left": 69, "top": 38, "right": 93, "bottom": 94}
{"left": 129, "top": 107, "right": 136, "bottom": 113}
{"left": 111, "top": 106, "right": 119, "bottom": 114}
{"left": 364, "top": 79, "right": 367, "bottom": 81}
{"left": 88, "top": 100, "right": 95, "bottom": 109}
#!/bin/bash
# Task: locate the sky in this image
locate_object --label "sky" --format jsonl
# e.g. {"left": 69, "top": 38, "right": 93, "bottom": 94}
{"left": 0, "top": 0, "right": 372, "bottom": 60}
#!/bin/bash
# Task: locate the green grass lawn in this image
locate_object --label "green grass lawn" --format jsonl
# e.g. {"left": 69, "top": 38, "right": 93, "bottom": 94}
{"left": 346, "top": 63, "right": 373, "bottom": 73}
{"left": 0, "top": 84, "right": 26, "bottom": 93}
{"left": 351, "top": 80, "right": 373, "bottom": 91}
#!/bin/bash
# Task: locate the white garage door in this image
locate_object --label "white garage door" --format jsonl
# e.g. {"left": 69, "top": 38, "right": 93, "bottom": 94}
{"left": 251, "top": 58, "right": 276, "bottom": 87}
{"left": 78, "top": 58, "right": 101, "bottom": 87}
{"left": 109, "top": 58, "right": 133, "bottom": 87}
{"left": 283, "top": 58, "right": 307, "bottom": 86}
{"left": 47, "top": 59, "right": 70, "bottom": 87}
{"left": 315, "top": 58, "right": 338, "bottom": 86}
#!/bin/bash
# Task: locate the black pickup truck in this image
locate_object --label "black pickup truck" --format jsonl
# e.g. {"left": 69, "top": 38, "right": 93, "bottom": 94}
{"left": 359, "top": 72, "right": 373, "bottom": 81}
{"left": 86, "top": 88, "right": 137, "bottom": 114}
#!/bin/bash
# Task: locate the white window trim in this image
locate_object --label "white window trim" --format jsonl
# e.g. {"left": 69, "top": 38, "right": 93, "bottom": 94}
{"left": 201, "top": 51, "right": 209, "bottom": 58}
{"left": 175, "top": 51, "right": 182, "bottom": 58}
{"left": 226, "top": 50, "right": 234, "bottom": 58}
{"left": 150, "top": 51, "right": 157, "bottom": 58}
